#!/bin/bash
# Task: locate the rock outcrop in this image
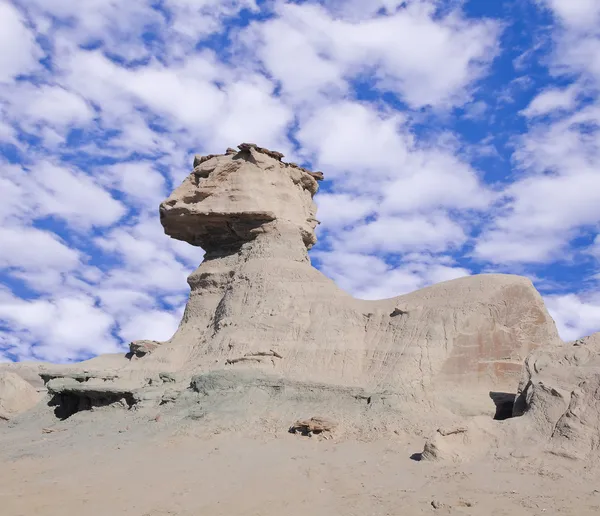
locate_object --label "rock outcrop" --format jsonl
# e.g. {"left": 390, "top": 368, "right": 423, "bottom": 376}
{"left": 0, "top": 144, "right": 566, "bottom": 436}
{"left": 0, "top": 372, "right": 41, "bottom": 420}
{"left": 513, "top": 332, "right": 600, "bottom": 459}
{"left": 420, "top": 332, "right": 600, "bottom": 462}
{"left": 149, "top": 144, "right": 560, "bottom": 395}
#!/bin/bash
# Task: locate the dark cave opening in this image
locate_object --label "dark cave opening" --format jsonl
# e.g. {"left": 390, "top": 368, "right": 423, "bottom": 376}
{"left": 489, "top": 391, "right": 517, "bottom": 420}
{"left": 49, "top": 391, "right": 135, "bottom": 420}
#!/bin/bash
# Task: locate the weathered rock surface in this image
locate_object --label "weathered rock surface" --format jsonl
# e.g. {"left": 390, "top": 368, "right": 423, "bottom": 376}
{"left": 0, "top": 144, "right": 567, "bottom": 437}
{"left": 420, "top": 332, "right": 600, "bottom": 462}
{"left": 513, "top": 331, "right": 600, "bottom": 458}
{"left": 148, "top": 145, "right": 561, "bottom": 397}
{"left": 160, "top": 143, "right": 321, "bottom": 251}
{"left": 290, "top": 416, "right": 337, "bottom": 436}
{"left": 0, "top": 372, "right": 41, "bottom": 420}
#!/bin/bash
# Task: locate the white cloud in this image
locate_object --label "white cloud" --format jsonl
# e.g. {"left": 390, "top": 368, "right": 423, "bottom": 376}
{"left": 94, "top": 220, "right": 196, "bottom": 293}
{"left": 101, "top": 162, "right": 167, "bottom": 209}
{"left": 331, "top": 214, "right": 467, "bottom": 255}
{"left": 379, "top": 153, "right": 493, "bottom": 214}
{"left": 315, "top": 193, "right": 378, "bottom": 230}
{"left": 476, "top": 104, "right": 600, "bottom": 264}
{"left": 314, "top": 250, "right": 470, "bottom": 300}
{"left": 1, "top": 162, "right": 126, "bottom": 229}
{"left": 297, "top": 101, "right": 412, "bottom": 181}
{"left": 0, "top": 1, "right": 42, "bottom": 83}
{"left": 22, "top": 85, "right": 94, "bottom": 127}
{"left": 117, "top": 309, "right": 181, "bottom": 343}
{"left": 0, "top": 225, "right": 80, "bottom": 272}
{"left": 27, "top": 162, "right": 127, "bottom": 229}
{"left": 521, "top": 85, "right": 579, "bottom": 118}
{"left": 539, "top": 0, "right": 600, "bottom": 31}
{"left": 248, "top": 2, "right": 499, "bottom": 108}
{"left": 591, "top": 235, "right": 600, "bottom": 259}
{"left": 0, "top": 294, "right": 121, "bottom": 362}
{"left": 545, "top": 293, "right": 600, "bottom": 342}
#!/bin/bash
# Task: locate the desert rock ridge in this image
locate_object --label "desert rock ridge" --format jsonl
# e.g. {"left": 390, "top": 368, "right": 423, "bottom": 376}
{"left": 2, "top": 144, "right": 600, "bottom": 467}
{"left": 1, "top": 143, "right": 561, "bottom": 420}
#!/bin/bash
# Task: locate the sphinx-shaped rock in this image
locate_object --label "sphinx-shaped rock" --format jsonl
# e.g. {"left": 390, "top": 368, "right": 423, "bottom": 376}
{"left": 149, "top": 145, "right": 561, "bottom": 396}
{"left": 8, "top": 144, "right": 563, "bottom": 426}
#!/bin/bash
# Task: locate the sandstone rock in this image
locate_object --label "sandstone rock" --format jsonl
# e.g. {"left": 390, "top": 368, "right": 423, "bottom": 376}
{"left": 290, "top": 416, "right": 337, "bottom": 435}
{"left": 237, "top": 142, "right": 284, "bottom": 160}
{"left": 129, "top": 340, "right": 161, "bottom": 357}
{"left": 160, "top": 146, "right": 320, "bottom": 251}
{"left": 154, "top": 145, "right": 560, "bottom": 398}
{"left": 0, "top": 372, "right": 41, "bottom": 420}
{"left": 0, "top": 144, "right": 566, "bottom": 429}
{"left": 512, "top": 332, "right": 600, "bottom": 459}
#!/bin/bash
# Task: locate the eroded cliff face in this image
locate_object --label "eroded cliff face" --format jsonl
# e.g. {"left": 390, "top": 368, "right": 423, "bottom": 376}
{"left": 2, "top": 144, "right": 565, "bottom": 433}
{"left": 138, "top": 143, "right": 561, "bottom": 396}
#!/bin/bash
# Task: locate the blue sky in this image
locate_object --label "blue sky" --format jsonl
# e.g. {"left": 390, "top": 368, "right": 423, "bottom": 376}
{"left": 1, "top": 0, "right": 600, "bottom": 363}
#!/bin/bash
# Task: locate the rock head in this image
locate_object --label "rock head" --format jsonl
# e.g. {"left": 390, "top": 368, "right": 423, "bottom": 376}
{"left": 159, "top": 143, "right": 322, "bottom": 252}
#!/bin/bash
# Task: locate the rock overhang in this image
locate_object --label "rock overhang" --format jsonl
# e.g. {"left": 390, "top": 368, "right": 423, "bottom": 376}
{"left": 159, "top": 143, "right": 323, "bottom": 252}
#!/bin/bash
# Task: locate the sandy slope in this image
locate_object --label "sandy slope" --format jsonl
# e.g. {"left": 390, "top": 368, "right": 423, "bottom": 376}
{"left": 2, "top": 418, "right": 599, "bottom": 516}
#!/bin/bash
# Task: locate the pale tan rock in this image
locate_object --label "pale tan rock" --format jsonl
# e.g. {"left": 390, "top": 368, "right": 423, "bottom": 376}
{"left": 512, "top": 332, "right": 600, "bottom": 459}
{"left": 290, "top": 416, "right": 337, "bottom": 435}
{"left": 0, "top": 144, "right": 565, "bottom": 430}
{"left": 0, "top": 372, "right": 41, "bottom": 420}
{"left": 129, "top": 340, "right": 161, "bottom": 357}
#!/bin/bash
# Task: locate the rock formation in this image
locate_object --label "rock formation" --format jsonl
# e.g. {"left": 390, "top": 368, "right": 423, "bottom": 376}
{"left": 420, "top": 331, "right": 600, "bottom": 462}
{"left": 513, "top": 331, "right": 600, "bottom": 459}
{"left": 128, "top": 143, "right": 560, "bottom": 398}
{"left": 0, "top": 372, "right": 41, "bottom": 420}
{"left": 1, "top": 143, "right": 581, "bottom": 446}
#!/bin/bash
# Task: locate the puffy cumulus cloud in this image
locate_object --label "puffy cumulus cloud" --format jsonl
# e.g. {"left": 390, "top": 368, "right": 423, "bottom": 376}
{"left": 545, "top": 293, "right": 600, "bottom": 342}
{"left": 297, "top": 101, "right": 412, "bottom": 182}
{"left": 314, "top": 250, "right": 470, "bottom": 300}
{"left": 94, "top": 218, "right": 201, "bottom": 294}
{"left": 297, "top": 101, "right": 493, "bottom": 210}
{"left": 474, "top": 167, "right": 600, "bottom": 264}
{"left": 379, "top": 153, "right": 494, "bottom": 215}
{"left": 474, "top": 0, "right": 600, "bottom": 267}
{"left": 520, "top": 85, "right": 580, "bottom": 118}
{"left": 0, "top": 294, "right": 121, "bottom": 362}
{"left": 591, "top": 235, "right": 600, "bottom": 260}
{"left": 48, "top": 47, "right": 293, "bottom": 155}
{"left": 536, "top": 0, "right": 600, "bottom": 83}
{"left": 0, "top": 226, "right": 80, "bottom": 272}
{"left": 0, "top": 1, "right": 42, "bottom": 83}
{"left": 245, "top": 1, "right": 500, "bottom": 107}
{"left": 3, "top": 161, "right": 127, "bottom": 230}
{"left": 475, "top": 92, "right": 600, "bottom": 264}
{"left": 21, "top": 0, "right": 258, "bottom": 61}
{"left": 99, "top": 162, "right": 167, "bottom": 210}
{"left": 315, "top": 193, "right": 378, "bottom": 230}
{"left": 538, "top": 0, "right": 600, "bottom": 31}
{"left": 118, "top": 309, "right": 182, "bottom": 343}
{"left": 330, "top": 214, "right": 467, "bottom": 255}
